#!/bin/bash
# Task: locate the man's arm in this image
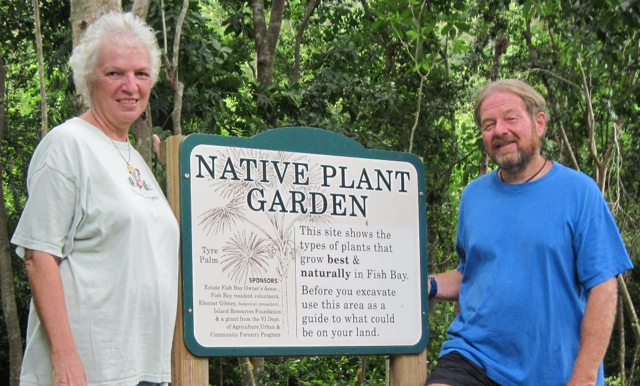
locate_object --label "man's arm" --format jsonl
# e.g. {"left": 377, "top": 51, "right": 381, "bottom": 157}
{"left": 428, "top": 269, "right": 463, "bottom": 301}
{"left": 25, "top": 249, "right": 87, "bottom": 386}
{"left": 567, "top": 277, "right": 618, "bottom": 386}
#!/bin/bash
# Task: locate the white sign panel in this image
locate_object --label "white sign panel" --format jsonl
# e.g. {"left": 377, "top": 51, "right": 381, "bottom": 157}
{"left": 180, "top": 129, "right": 428, "bottom": 356}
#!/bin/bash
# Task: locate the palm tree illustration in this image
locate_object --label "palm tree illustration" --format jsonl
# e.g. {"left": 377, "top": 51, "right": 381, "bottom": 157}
{"left": 198, "top": 148, "right": 332, "bottom": 333}
{"left": 220, "top": 230, "right": 270, "bottom": 283}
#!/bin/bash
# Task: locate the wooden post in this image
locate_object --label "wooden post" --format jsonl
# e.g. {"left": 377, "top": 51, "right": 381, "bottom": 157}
{"left": 166, "top": 136, "right": 209, "bottom": 385}
{"left": 389, "top": 349, "right": 427, "bottom": 386}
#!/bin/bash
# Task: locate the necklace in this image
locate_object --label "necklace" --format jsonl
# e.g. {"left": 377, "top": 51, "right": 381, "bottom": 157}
{"left": 499, "top": 158, "right": 547, "bottom": 183}
{"left": 87, "top": 109, "right": 135, "bottom": 174}
{"left": 109, "top": 137, "right": 135, "bottom": 174}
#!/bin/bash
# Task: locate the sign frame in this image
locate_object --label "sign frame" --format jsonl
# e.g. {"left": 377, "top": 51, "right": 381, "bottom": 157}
{"left": 179, "top": 127, "right": 429, "bottom": 357}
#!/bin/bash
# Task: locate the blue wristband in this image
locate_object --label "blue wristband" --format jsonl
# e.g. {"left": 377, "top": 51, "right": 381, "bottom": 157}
{"left": 428, "top": 276, "right": 438, "bottom": 299}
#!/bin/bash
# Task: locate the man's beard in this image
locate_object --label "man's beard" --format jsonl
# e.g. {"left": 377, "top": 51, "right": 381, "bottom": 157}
{"left": 492, "top": 129, "right": 542, "bottom": 174}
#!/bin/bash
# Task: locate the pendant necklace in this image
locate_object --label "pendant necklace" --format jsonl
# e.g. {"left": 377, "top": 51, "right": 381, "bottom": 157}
{"left": 499, "top": 158, "right": 547, "bottom": 183}
{"left": 110, "top": 137, "right": 135, "bottom": 174}
{"left": 88, "top": 109, "right": 135, "bottom": 174}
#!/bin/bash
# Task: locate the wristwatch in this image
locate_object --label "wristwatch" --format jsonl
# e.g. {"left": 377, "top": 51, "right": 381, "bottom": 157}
{"left": 428, "top": 276, "right": 438, "bottom": 299}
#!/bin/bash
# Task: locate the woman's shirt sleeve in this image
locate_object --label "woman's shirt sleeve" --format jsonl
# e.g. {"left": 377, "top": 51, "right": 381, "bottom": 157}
{"left": 11, "top": 138, "right": 81, "bottom": 259}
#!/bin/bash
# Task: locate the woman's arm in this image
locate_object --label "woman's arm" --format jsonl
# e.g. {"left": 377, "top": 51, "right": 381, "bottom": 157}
{"left": 25, "top": 249, "right": 87, "bottom": 386}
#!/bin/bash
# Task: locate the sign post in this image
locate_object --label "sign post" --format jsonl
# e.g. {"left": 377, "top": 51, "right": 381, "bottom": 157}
{"left": 166, "top": 136, "right": 209, "bottom": 385}
{"left": 390, "top": 349, "right": 428, "bottom": 385}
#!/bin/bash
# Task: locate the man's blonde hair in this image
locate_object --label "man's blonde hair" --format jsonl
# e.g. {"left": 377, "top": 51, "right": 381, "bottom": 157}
{"left": 474, "top": 79, "right": 547, "bottom": 127}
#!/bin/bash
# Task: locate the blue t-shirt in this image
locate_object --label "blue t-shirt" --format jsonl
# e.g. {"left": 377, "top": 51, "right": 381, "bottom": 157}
{"left": 441, "top": 162, "right": 632, "bottom": 386}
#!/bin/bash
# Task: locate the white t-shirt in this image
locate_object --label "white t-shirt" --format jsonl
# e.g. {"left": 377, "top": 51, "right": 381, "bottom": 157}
{"left": 12, "top": 118, "right": 179, "bottom": 385}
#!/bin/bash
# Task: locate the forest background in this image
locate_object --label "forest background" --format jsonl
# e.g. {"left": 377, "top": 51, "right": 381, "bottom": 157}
{"left": 1, "top": 0, "right": 639, "bottom": 385}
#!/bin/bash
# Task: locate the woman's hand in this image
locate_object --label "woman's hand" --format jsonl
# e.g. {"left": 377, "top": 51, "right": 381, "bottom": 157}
{"left": 153, "top": 134, "right": 161, "bottom": 158}
{"left": 25, "top": 249, "right": 87, "bottom": 386}
{"left": 52, "top": 349, "right": 87, "bottom": 385}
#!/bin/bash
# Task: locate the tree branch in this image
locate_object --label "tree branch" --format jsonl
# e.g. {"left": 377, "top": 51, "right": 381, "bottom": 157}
{"left": 251, "top": 0, "right": 286, "bottom": 85}
{"left": 131, "top": 0, "right": 151, "bottom": 20}
{"left": 162, "top": 0, "right": 189, "bottom": 135}
{"left": 577, "top": 55, "right": 603, "bottom": 179}
{"left": 292, "top": 0, "right": 318, "bottom": 84}
{"left": 0, "top": 55, "right": 24, "bottom": 386}
{"left": 172, "top": 0, "right": 189, "bottom": 70}
{"left": 618, "top": 275, "right": 640, "bottom": 344}
{"left": 33, "top": 0, "right": 48, "bottom": 136}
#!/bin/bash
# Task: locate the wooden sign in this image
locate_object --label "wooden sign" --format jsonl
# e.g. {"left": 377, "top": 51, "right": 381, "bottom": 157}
{"left": 179, "top": 127, "right": 428, "bottom": 356}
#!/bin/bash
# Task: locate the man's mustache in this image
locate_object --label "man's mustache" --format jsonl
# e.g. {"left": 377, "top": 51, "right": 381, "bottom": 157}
{"left": 492, "top": 136, "right": 517, "bottom": 148}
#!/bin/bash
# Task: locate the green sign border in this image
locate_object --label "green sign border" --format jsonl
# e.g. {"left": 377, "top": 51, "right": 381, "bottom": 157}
{"left": 179, "top": 127, "right": 429, "bottom": 357}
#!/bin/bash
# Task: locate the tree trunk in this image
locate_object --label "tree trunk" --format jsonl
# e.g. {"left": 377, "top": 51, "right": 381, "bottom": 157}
{"left": 238, "top": 357, "right": 256, "bottom": 386}
{"left": 250, "top": 0, "right": 286, "bottom": 85}
{"left": 292, "top": 0, "right": 318, "bottom": 84}
{"left": 131, "top": 0, "right": 153, "bottom": 166}
{"left": 69, "top": 0, "right": 121, "bottom": 112}
{"left": 618, "top": 296, "right": 627, "bottom": 386}
{"left": 162, "top": 0, "right": 189, "bottom": 136}
{"left": 438, "top": 42, "right": 457, "bottom": 198}
{"left": 405, "top": 0, "right": 431, "bottom": 155}
{"left": 131, "top": 0, "right": 151, "bottom": 20}
{"left": 618, "top": 276, "right": 640, "bottom": 343}
{"left": 241, "top": 1, "right": 287, "bottom": 376}
{"left": 576, "top": 57, "right": 609, "bottom": 192}
{"left": 357, "top": 356, "right": 368, "bottom": 386}
{"left": 539, "top": 78, "right": 581, "bottom": 170}
{"left": 491, "top": 33, "right": 509, "bottom": 81}
{"left": 132, "top": 107, "right": 153, "bottom": 168}
{"left": 237, "top": 356, "right": 265, "bottom": 386}
{"left": 480, "top": 32, "right": 509, "bottom": 176}
{"left": 251, "top": 356, "right": 264, "bottom": 384}
{"left": 360, "top": 0, "right": 397, "bottom": 74}
{"left": 408, "top": 76, "right": 424, "bottom": 154}
{"left": 0, "top": 55, "right": 23, "bottom": 386}
{"left": 33, "top": 0, "right": 48, "bottom": 136}
{"left": 71, "top": 0, "right": 152, "bottom": 162}
{"left": 70, "top": 0, "right": 121, "bottom": 46}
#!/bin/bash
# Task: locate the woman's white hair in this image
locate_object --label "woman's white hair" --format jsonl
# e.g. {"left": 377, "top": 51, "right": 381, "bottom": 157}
{"left": 69, "top": 12, "right": 161, "bottom": 105}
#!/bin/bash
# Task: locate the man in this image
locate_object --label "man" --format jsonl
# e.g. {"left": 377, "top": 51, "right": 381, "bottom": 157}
{"left": 426, "top": 79, "right": 633, "bottom": 386}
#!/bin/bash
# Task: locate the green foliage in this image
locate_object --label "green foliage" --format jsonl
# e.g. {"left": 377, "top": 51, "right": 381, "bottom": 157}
{"left": 205, "top": 356, "right": 386, "bottom": 385}
{"left": 2, "top": 0, "right": 639, "bottom": 383}
{"left": 208, "top": 357, "right": 242, "bottom": 385}
{"left": 261, "top": 356, "right": 385, "bottom": 385}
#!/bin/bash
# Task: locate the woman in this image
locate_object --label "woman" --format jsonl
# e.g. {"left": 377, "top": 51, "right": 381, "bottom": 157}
{"left": 12, "top": 12, "right": 179, "bottom": 386}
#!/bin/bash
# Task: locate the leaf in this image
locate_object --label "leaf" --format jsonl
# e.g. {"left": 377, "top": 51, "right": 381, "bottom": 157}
{"left": 544, "top": 0, "right": 555, "bottom": 16}
{"left": 523, "top": 0, "right": 534, "bottom": 19}
{"left": 441, "top": 24, "right": 452, "bottom": 36}
{"left": 212, "top": 39, "right": 222, "bottom": 51}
